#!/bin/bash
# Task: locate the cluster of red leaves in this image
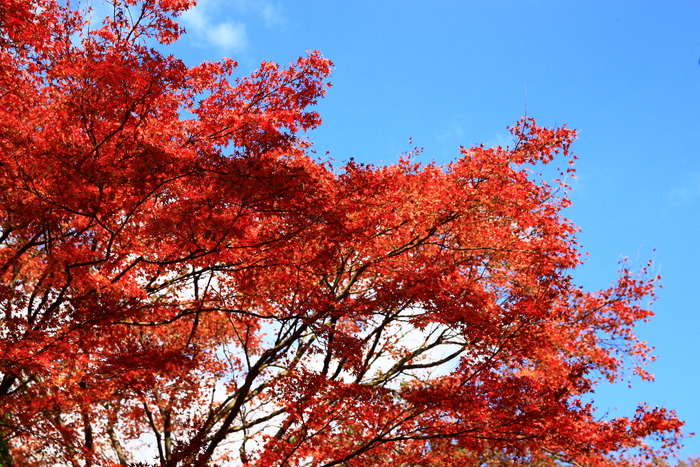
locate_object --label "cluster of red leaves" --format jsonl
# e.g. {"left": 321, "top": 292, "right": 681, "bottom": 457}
{"left": 0, "top": 1, "right": 684, "bottom": 466}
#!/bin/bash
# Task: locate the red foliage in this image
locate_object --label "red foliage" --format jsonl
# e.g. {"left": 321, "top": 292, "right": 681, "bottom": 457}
{"left": 0, "top": 1, "right": 684, "bottom": 466}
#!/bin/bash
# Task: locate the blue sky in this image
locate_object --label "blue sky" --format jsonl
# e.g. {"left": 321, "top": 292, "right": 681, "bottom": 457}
{"left": 161, "top": 0, "right": 700, "bottom": 458}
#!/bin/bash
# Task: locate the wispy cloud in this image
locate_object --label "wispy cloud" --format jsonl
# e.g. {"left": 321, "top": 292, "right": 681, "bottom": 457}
{"left": 179, "top": 0, "right": 286, "bottom": 53}
{"left": 226, "top": 0, "right": 286, "bottom": 26}
{"left": 482, "top": 132, "right": 514, "bottom": 149}
{"left": 437, "top": 123, "right": 466, "bottom": 146}
{"left": 259, "top": 3, "right": 286, "bottom": 27}
{"left": 180, "top": 0, "right": 249, "bottom": 53}
{"left": 666, "top": 172, "right": 700, "bottom": 205}
{"left": 206, "top": 22, "right": 248, "bottom": 50}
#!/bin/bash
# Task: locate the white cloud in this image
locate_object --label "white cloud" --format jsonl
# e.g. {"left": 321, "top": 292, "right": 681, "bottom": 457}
{"left": 180, "top": 4, "right": 208, "bottom": 31}
{"left": 666, "top": 172, "right": 700, "bottom": 205}
{"left": 437, "top": 122, "right": 466, "bottom": 145}
{"left": 207, "top": 22, "right": 248, "bottom": 51}
{"left": 180, "top": 0, "right": 249, "bottom": 53}
{"left": 225, "top": 0, "right": 286, "bottom": 25}
{"left": 176, "top": 0, "right": 287, "bottom": 53}
{"left": 260, "top": 3, "right": 286, "bottom": 27}
{"left": 483, "top": 132, "right": 515, "bottom": 149}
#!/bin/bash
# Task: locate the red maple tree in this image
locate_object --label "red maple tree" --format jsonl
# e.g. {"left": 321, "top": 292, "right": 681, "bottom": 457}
{"left": 0, "top": 0, "right": 685, "bottom": 466}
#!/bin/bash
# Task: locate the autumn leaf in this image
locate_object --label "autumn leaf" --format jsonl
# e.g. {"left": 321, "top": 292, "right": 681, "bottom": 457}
{"left": 0, "top": 1, "right": 684, "bottom": 466}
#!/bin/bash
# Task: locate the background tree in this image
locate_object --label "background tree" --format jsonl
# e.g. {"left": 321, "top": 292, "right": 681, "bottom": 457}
{"left": 0, "top": 0, "right": 684, "bottom": 466}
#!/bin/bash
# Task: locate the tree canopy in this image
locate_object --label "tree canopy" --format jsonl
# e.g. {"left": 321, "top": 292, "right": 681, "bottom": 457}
{"left": 0, "top": 0, "right": 684, "bottom": 466}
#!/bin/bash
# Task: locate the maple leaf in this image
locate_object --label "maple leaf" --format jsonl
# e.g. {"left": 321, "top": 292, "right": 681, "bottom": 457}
{"left": 0, "top": 1, "right": 684, "bottom": 466}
